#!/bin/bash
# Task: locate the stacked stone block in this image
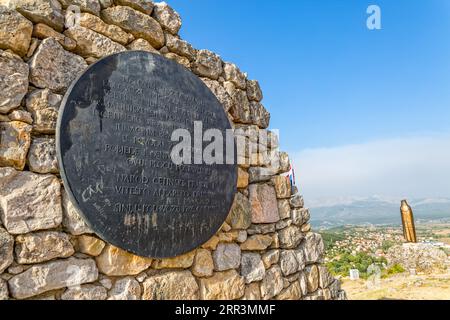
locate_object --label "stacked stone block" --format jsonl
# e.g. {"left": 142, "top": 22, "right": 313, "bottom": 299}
{"left": 0, "top": 0, "right": 346, "bottom": 300}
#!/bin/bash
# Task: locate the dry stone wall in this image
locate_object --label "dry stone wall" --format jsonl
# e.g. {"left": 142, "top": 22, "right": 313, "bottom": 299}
{"left": 0, "top": 0, "right": 346, "bottom": 300}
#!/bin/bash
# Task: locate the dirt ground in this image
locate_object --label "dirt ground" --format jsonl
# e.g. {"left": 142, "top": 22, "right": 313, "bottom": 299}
{"left": 341, "top": 272, "right": 450, "bottom": 300}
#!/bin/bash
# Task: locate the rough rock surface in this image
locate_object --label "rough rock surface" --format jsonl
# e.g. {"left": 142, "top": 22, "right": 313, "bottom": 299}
{"left": 213, "top": 243, "right": 241, "bottom": 271}
{"left": 142, "top": 271, "right": 199, "bottom": 300}
{"left": 241, "top": 252, "right": 265, "bottom": 283}
{"left": 25, "top": 89, "right": 62, "bottom": 134}
{"left": 108, "top": 277, "right": 141, "bottom": 300}
{"left": 0, "top": 121, "right": 32, "bottom": 170}
{"left": 8, "top": 258, "right": 98, "bottom": 299}
{"left": 96, "top": 244, "right": 152, "bottom": 276}
{"left": 0, "top": 168, "right": 62, "bottom": 234}
{"left": 27, "top": 137, "right": 58, "bottom": 173}
{"left": 0, "top": 6, "right": 33, "bottom": 56}
{"left": 61, "top": 284, "right": 107, "bottom": 300}
{"left": 249, "top": 184, "right": 280, "bottom": 224}
{"left": 0, "top": 50, "right": 29, "bottom": 114}
{"left": 28, "top": 38, "right": 87, "bottom": 92}
{"left": 64, "top": 25, "right": 126, "bottom": 58}
{"left": 387, "top": 243, "right": 448, "bottom": 273}
{"left": 62, "top": 191, "right": 93, "bottom": 235}
{"left": 199, "top": 270, "right": 245, "bottom": 300}
{"left": 15, "top": 231, "right": 74, "bottom": 264}
{"left": 0, "top": 227, "right": 14, "bottom": 273}
{"left": 152, "top": 1, "right": 181, "bottom": 35}
{"left": 101, "top": 5, "right": 164, "bottom": 49}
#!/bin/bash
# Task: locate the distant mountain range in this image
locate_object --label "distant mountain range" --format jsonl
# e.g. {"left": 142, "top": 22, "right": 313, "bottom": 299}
{"left": 308, "top": 196, "right": 450, "bottom": 228}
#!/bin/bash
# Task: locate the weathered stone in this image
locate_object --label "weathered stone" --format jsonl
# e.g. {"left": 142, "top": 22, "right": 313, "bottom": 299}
{"left": 280, "top": 250, "right": 299, "bottom": 276}
{"left": 278, "top": 225, "right": 304, "bottom": 249}
{"left": 101, "top": 6, "right": 164, "bottom": 49}
{"left": 2, "top": 0, "right": 65, "bottom": 31}
{"left": 275, "top": 219, "right": 292, "bottom": 230}
{"left": 25, "top": 37, "right": 39, "bottom": 58}
{"left": 76, "top": 235, "right": 105, "bottom": 256}
{"left": 192, "top": 248, "right": 214, "bottom": 278}
{"left": 302, "top": 233, "right": 324, "bottom": 264}
{"left": 153, "top": 250, "right": 195, "bottom": 269}
{"left": 201, "top": 78, "right": 233, "bottom": 112}
{"left": 305, "top": 265, "right": 319, "bottom": 293}
{"left": 0, "top": 50, "right": 29, "bottom": 114}
{"left": 127, "top": 38, "right": 159, "bottom": 53}
{"left": 236, "top": 230, "right": 247, "bottom": 243}
{"left": 99, "top": 0, "right": 112, "bottom": 9}
{"left": 240, "top": 234, "right": 272, "bottom": 251}
{"left": 201, "top": 235, "right": 219, "bottom": 251}
{"left": 0, "top": 6, "right": 32, "bottom": 56}
{"left": 99, "top": 276, "right": 112, "bottom": 289}
{"left": 318, "top": 265, "right": 334, "bottom": 289}
{"left": 165, "top": 34, "right": 196, "bottom": 61}
{"left": 62, "top": 284, "right": 107, "bottom": 300}
{"left": 8, "top": 110, "right": 32, "bottom": 124}
{"left": 15, "top": 231, "right": 74, "bottom": 264}
{"left": 0, "top": 227, "right": 14, "bottom": 273}
{"left": 262, "top": 249, "right": 279, "bottom": 269}
{"left": 225, "top": 82, "right": 251, "bottom": 124}
{"left": 386, "top": 243, "right": 448, "bottom": 273}
{"left": 8, "top": 257, "right": 98, "bottom": 299}
{"left": 96, "top": 244, "right": 152, "bottom": 276}
{"left": 249, "top": 101, "right": 270, "bottom": 129}
{"left": 108, "top": 277, "right": 141, "bottom": 300}
{"left": 272, "top": 176, "right": 291, "bottom": 199}
{"left": 192, "top": 49, "right": 222, "bottom": 80}
{"left": 247, "top": 223, "right": 276, "bottom": 235}
{"left": 270, "top": 233, "right": 279, "bottom": 249}
{"left": 223, "top": 62, "right": 246, "bottom": 90}
{"left": 152, "top": 2, "right": 181, "bottom": 35}
{"left": 0, "top": 278, "right": 8, "bottom": 300}
{"left": 248, "top": 167, "right": 277, "bottom": 183}
{"left": 236, "top": 168, "right": 249, "bottom": 189}
{"left": 0, "top": 168, "right": 62, "bottom": 234}
{"left": 25, "top": 89, "right": 62, "bottom": 134}
{"left": 199, "top": 270, "right": 245, "bottom": 300}
{"left": 226, "top": 193, "right": 251, "bottom": 230}
{"left": 298, "top": 271, "right": 308, "bottom": 296}
{"left": 290, "top": 193, "right": 304, "bottom": 208}
{"left": 64, "top": 26, "right": 126, "bottom": 58}
{"left": 0, "top": 114, "right": 9, "bottom": 122}
{"left": 0, "top": 121, "right": 32, "bottom": 170}
{"left": 213, "top": 243, "right": 241, "bottom": 271}
{"left": 301, "top": 223, "right": 311, "bottom": 233}
{"left": 62, "top": 190, "right": 93, "bottom": 235}
{"left": 246, "top": 79, "right": 263, "bottom": 102}
{"left": 249, "top": 184, "right": 280, "bottom": 224}
{"left": 116, "top": 0, "right": 152, "bottom": 14}
{"left": 242, "top": 282, "right": 261, "bottom": 300}
{"left": 78, "top": 12, "right": 131, "bottom": 45}
{"left": 164, "top": 52, "right": 190, "bottom": 68}
{"left": 29, "top": 38, "right": 87, "bottom": 92}
{"left": 241, "top": 252, "right": 265, "bottom": 284}
{"left": 292, "top": 208, "right": 309, "bottom": 225}
{"left": 260, "top": 265, "right": 283, "bottom": 300}
{"left": 32, "top": 23, "right": 75, "bottom": 50}
{"left": 27, "top": 137, "right": 58, "bottom": 174}
{"left": 143, "top": 271, "right": 198, "bottom": 300}
{"left": 295, "top": 248, "right": 306, "bottom": 271}
{"left": 279, "top": 152, "right": 290, "bottom": 173}
{"left": 276, "top": 281, "right": 301, "bottom": 300}
{"left": 59, "top": 0, "right": 101, "bottom": 16}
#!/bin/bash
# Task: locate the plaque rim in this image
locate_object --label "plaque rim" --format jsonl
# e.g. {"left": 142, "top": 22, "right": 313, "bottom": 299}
{"left": 56, "top": 50, "right": 238, "bottom": 258}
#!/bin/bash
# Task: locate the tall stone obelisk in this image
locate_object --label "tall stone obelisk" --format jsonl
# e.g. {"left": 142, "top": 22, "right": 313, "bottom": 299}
{"left": 400, "top": 200, "right": 417, "bottom": 243}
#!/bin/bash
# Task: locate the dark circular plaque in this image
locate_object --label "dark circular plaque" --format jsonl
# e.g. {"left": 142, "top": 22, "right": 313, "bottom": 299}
{"left": 57, "top": 51, "right": 237, "bottom": 258}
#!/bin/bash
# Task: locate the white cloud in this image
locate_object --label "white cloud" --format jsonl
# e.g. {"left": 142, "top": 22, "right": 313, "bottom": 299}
{"left": 291, "top": 133, "right": 450, "bottom": 204}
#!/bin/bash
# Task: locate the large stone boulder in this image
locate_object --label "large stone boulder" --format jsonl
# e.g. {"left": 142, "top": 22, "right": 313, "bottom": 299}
{"left": 387, "top": 243, "right": 448, "bottom": 273}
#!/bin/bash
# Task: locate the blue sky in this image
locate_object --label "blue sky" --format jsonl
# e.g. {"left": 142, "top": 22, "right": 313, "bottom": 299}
{"left": 164, "top": 0, "right": 450, "bottom": 201}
